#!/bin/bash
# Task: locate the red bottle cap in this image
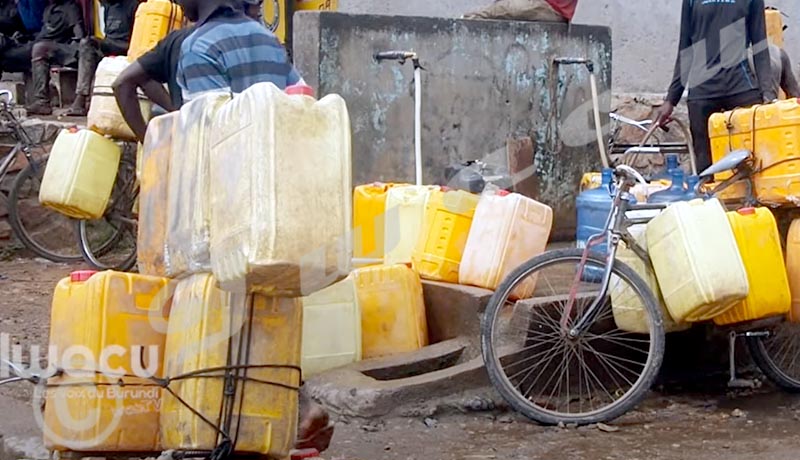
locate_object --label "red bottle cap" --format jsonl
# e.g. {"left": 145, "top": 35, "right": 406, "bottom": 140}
{"left": 497, "top": 190, "right": 512, "bottom": 197}
{"left": 286, "top": 83, "right": 315, "bottom": 97}
{"left": 737, "top": 207, "right": 756, "bottom": 215}
{"left": 70, "top": 270, "right": 98, "bottom": 282}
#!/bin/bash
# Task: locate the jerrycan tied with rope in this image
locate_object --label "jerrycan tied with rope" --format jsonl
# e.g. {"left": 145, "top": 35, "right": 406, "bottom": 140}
{"left": 161, "top": 274, "right": 302, "bottom": 458}
{"left": 45, "top": 270, "right": 173, "bottom": 452}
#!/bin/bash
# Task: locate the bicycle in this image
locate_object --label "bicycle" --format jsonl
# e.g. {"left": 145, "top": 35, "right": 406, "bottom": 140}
{"left": 0, "top": 90, "right": 82, "bottom": 262}
{"left": 74, "top": 141, "right": 138, "bottom": 271}
{"left": 480, "top": 160, "right": 800, "bottom": 426}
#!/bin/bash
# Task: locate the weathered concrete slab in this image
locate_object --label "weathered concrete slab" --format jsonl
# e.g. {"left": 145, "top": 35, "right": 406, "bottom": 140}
{"left": 306, "top": 338, "right": 492, "bottom": 419}
{"left": 294, "top": 12, "right": 612, "bottom": 238}
{"left": 422, "top": 280, "right": 492, "bottom": 359}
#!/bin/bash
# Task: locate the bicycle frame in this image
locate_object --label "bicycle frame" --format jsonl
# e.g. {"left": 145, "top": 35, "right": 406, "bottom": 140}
{"left": 0, "top": 100, "right": 41, "bottom": 190}
{"left": 568, "top": 178, "right": 667, "bottom": 338}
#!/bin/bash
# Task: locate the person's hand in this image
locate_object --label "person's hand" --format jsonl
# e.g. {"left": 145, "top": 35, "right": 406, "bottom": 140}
{"left": 652, "top": 101, "right": 674, "bottom": 127}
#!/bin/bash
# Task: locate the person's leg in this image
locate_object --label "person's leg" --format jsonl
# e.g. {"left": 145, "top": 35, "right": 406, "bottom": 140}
{"left": 687, "top": 98, "right": 723, "bottom": 174}
{"left": 69, "top": 37, "right": 102, "bottom": 115}
{"left": 27, "top": 40, "right": 56, "bottom": 115}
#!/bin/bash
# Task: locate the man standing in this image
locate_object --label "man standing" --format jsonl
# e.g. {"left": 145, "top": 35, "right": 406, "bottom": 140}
{"left": 67, "top": 0, "right": 139, "bottom": 116}
{"left": 113, "top": 0, "right": 266, "bottom": 142}
{"left": 26, "top": 0, "right": 84, "bottom": 115}
{"left": 175, "top": 0, "right": 299, "bottom": 101}
{"left": 653, "top": 0, "right": 774, "bottom": 173}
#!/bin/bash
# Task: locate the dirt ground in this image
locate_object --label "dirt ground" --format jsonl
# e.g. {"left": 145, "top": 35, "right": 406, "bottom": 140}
{"left": 1, "top": 257, "right": 799, "bottom": 460}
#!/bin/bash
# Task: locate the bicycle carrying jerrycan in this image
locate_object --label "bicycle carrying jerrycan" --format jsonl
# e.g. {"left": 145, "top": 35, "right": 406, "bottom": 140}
{"left": 646, "top": 198, "right": 749, "bottom": 322}
{"left": 39, "top": 129, "right": 121, "bottom": 220}
{"left": 576, "top": 168, "right": 614, "bottom": 281}
{"left": 648, "top": 169, "right": 686, "bottom": 204}
{"left": 714, "top": 207, "right": 790, "bottom": 325}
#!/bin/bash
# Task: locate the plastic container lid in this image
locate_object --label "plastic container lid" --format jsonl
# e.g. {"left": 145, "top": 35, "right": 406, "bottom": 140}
{"left": 285, "top": 83, "right": 315, "bottom": 97}
{"left": 70, "top": 270, "right": 98, "bottom": 282}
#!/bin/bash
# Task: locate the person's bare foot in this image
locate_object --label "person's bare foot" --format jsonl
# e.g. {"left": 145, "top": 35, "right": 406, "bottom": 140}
{"left": 296, "top": 394, "right": 334, "bottom": 453}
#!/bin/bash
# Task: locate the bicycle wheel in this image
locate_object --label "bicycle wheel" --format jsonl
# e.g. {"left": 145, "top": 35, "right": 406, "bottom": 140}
{"left": 6, "top": 159, "right": 83, "bottom": 262}
{"left": 481, "top": 248, "right": 665, "bottom": 425}
{"left": 77, "top": 218, "right": 137, "bottom": 271}
{"left": 77, "top": 152, "right": 138, "bottom": 271}
{"left": 747, "top": 322, "right": 800, "bottom": 392}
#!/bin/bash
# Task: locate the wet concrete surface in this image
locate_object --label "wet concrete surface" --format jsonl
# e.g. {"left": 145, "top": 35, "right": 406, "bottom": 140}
{"left": 0, "top": 257, "right": 799, "bottom": 459}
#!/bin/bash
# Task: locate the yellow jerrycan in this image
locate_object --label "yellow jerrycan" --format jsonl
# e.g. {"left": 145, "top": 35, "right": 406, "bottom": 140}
{"left": 161, "top": 274, "right": 302, "bottom": 458}
{"left": 39, "top": 129, "right": 121, "bottom": 220}
{"left": 44, "top": 270, "right": 173, "bottom": 453}
{"left": 127, "top": 0, "right": 184, "bottom": 61}
{"left": 714, "top": 208, "right": 791, "bottom": 325}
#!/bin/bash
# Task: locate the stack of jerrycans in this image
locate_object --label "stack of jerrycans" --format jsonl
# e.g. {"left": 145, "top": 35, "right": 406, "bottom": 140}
{"left": 151, "top": 82, "right": 352, "bottom": 459}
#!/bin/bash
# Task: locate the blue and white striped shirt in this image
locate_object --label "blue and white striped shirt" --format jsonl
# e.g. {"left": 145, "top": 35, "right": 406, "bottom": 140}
{"left": 177, "top": 7, "right": 301, "bottom": 101}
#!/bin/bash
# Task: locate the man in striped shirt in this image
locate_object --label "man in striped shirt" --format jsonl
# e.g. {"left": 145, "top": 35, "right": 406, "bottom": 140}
{"left": 175, "top": 0, "right": 300, "bottom": 100}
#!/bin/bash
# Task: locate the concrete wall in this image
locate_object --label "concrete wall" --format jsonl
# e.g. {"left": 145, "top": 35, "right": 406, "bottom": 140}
{"left": 294, "top": 12, "right": 612, "bottom": 236}
{"left": 334, "top": 0, "right": 800, "bottom": 94}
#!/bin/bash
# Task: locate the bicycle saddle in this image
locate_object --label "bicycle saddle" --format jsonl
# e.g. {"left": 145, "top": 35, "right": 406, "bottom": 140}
{"left": 699, "top": 149, "right": 752, "bottom": 178}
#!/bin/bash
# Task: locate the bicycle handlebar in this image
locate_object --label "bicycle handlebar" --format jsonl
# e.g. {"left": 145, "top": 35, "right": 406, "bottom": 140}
{"left": 614, "top": 164, "right": 648, "bottom": 186}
